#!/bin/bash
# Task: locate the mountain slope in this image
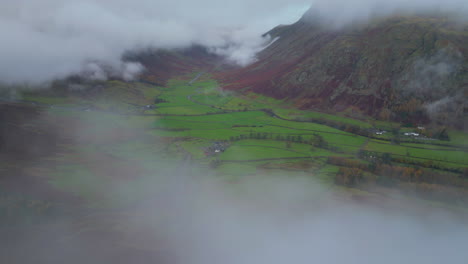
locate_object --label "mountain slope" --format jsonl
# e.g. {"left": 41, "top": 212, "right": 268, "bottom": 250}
{"left": 130, "top": 45, "right": 220, "bottom": 85}
{"left": 217, "top": 14, "right": 468, "bottom": 128}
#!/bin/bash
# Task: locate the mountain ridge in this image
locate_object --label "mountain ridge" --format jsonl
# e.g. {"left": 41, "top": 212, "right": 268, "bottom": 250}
{"left": 216, "top": 14, "right": 468, "bottom": 129}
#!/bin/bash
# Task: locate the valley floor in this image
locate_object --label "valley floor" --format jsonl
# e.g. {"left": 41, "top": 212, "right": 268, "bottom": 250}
{"left": 1, "top": 72, "right": 468, "bottom": 262}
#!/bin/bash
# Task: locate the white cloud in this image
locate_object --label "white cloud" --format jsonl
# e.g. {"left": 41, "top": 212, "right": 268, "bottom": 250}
{"left": 0, "top": 0, "right": 310, "bottom": 85}
{"left": 125, "top": 172, "right": 468, "bottom": 264}
{"left": 306, "top": 0, "right": 468, "bottom": 27}
{"left": 1, "top": 0, "right": 468, "bottom": 85}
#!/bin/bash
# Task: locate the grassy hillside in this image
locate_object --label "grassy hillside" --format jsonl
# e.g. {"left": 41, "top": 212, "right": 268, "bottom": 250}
{"left": 217, "top": 15, "right": 468, "bottom": 130}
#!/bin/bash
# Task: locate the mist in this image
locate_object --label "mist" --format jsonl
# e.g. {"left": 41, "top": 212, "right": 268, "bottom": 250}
{"left": 3, "top": 1, "right": 468, "bottom": 86}
{"left": 399, "top": 48, "right": 464, "bottom": 98}
{"left": 134, "top": 172, "right": 468, "bottom": 264}
{"left": 0, "top": 0, "right": 310, "bottom": 85}
{"left": 304, "top": 0, "right": 468, "bottom": 27}
{"left": 1, "top": 101, "right": 468, "bottom": 263}
{"left": 2, "top": 1, "right": 468, "bottom": 263}
{"left": 6, "top": 161, "right": 468, "bottom": 263}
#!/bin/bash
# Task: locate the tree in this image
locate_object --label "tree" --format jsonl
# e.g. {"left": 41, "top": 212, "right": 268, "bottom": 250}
{"left": 335, "top": 168, "right": 364, "bottom": 187}
{"left": 297, "top": 135, "right": 303, "bottom": 143}
{"left": 381, "top": 153, "right": 392, "bottom": 165}
{"left": 312, "top": 134, "right": 327, "bottom": 148}
{"left": 378, "top": 108, "right": 392, "bottom": 121}
{"left": 435, "top": 127, "right": 450, "bottom": 141}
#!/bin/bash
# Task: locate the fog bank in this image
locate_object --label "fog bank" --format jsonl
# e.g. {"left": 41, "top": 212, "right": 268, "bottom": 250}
{"left": 1, "top": 106, "right": 468, "bottom": 264}
{"left": 86, "top": 170, "right": 468, "bottom": 264}
{"left": 304, "top": 0, "right": 468, "bottom": 27}
{"left": 0, "top": 0, "right": 310, "bottom": 85}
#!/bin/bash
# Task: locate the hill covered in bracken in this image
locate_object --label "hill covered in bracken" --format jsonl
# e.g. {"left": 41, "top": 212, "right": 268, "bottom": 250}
{"left": 131, "top": 45, "right": 221, "bottom": 86}
{"left": 217, "top": 12, "right": 468, "bottom": 129}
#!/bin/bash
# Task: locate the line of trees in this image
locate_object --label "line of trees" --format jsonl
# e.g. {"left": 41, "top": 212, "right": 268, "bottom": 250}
{"left": 391, "top": 156, "right": 463, "bottom": 174}
{"left": 357, "top": 150, "right": 466, "bottom": 174}
{"left": 335, "top": 167, "right": 364, "bottom": 187}
{"left": 328, "top": 156, "right": 468, "bottom": 189}
{"left": 329, "top": 155, "right": 468, "bottom": 203}
{"left": 229, "top": 133, "right": 329, "bottom": 149}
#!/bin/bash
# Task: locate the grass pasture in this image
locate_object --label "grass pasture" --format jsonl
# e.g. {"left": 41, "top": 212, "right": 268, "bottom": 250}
{"left": 13, "top": 75, "right": 468, "bottom": 178}
{"left": 3, "top": 73, "right": 467, "bottom": 213}
{"left": 144, "top": 77, "right": 467, "bottom": 173}
{"left": 365, "top": 140, "right": 468, "bottom": 166}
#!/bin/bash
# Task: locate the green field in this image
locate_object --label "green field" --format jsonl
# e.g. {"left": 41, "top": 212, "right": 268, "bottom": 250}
{"left": 6, "top": 73, "right": 467, "bottom": 207}
{"left": 365, "top": 140, "right": 468, "bottom": 165}
{"left": 2, "top": 72, "right": 468, "bottom": 262}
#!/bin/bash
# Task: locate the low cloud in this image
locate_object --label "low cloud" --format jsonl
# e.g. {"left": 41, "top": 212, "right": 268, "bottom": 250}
{"left": 81, "top": 61, "right": 144, "bottom": 81}
{"left": 425, "top": 96, "right": 455, "bottom": 115}
{"left": 5, "top": 163, "right": 468, "bottom": 263}
{"left": 134, "top": 172, "right": 468, "bottom": 264}
{"left": 2, "top": 1, "right": 468, "bottom": 86}
{"left": 2, "top": 105, "right": 468, "bottom": 263}
{"left": 0, "top": 0, "right": 310, "bottom": 85}
{"left": 398, "top": 48, "right": 464, "bottom": 100}
{"left": 304, "top": 0, "right": 468, "bottom": 27}
{"left": 211, "top": 32, "right": 279, "bottom": 66}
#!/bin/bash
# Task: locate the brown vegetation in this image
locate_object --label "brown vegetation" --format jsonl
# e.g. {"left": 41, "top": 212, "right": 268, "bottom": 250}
{"left": 328, "top": 155, "right": 468, "bottom": 202}
{"left": 215, "top": 15, "right": 468, "bottom": 127}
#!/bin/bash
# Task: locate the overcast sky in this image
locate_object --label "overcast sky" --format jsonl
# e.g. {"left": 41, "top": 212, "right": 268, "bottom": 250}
{"left": 0, "top": 0, "right": 467, "bottom": 85}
